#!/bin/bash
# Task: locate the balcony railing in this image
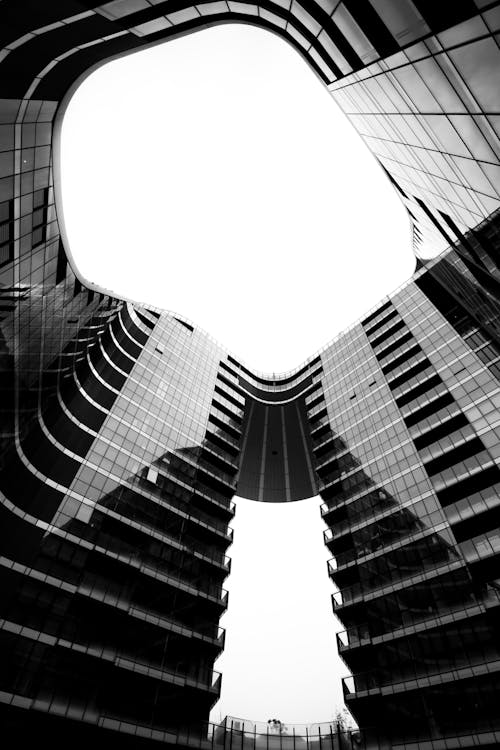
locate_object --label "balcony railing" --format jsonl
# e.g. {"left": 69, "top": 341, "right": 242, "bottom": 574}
{"left": 336, "top": 625, "right": 371, "bottom": 652}
{"left": 213, "top": 717, "right": 360, "bottom": 750}
{"left": 343, "top": 652, "right": 500, "bottom": 699}
{"left": 336, "top": 584, "right": 500, "bottom": 652}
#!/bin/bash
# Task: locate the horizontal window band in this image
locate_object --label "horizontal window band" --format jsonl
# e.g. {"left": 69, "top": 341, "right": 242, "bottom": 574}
{"left": 59, "top": 377, "right": 109, "bottom": 431}
{"left": 75, "top": 358, "right": 118, "bottom": 409}
{"left": 113, "top": 308, "right": 142, "bottom": 358}
{"left": 89, "top": 342, "right": 127, "bottom": 390}
{"left": 0, "top": 448, "right": 65, "bottom": 523}
{"left": 99, "top": 327, "right": 135, "bottom": 374}
{"left": 20, "top": 417, "right": 81, "bottom": 487}
{"left": 133, "top": 309, "right": 155, "bottom": 337}
{"left": 41, "top": 392, "right": 95, "bottom": 457}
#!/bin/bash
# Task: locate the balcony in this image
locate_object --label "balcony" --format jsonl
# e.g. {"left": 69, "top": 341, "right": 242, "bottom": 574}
{"left": 375, "top": 330, "right": 413, "bottom": 362}
{"left": 363, "top": 308, "right": 398, "bottom": 338}
{"left": 323, "top": 523, "right": 350, "bottom": 545}
{"left": 202, "top": 442, "right": 239, "bottom": 474}
{"left": 140, "top": 471, "right": 235, "bottom": 537}
{"left": 331, "top": 557, "right": 467, "bottom": 612}
{"left": 308, "top": 402, "right": 328, "bottom": 421}
{"left": 212, "top": 397, "right": 244, "bottom": 425}
{"left": 343, "top": 656, "right": 500, "bottom": 701}
{"left": 206, "top": 425, "right": 240, "bottom": 452}
{"left": 432, "top": 450, "right": 498, "bottom": 498}
{"left": 368, "top": 319, "right": 405, "bottom": 349}
{"left": 336, "top": 625, "right": 371, "bottom": 653}
{"left": 313, "top": 433, "right": 345, "bottom": 459}
{"left": 216, "top": 716, "right": 354, "bottom": 749}
{"left": 342, "top": 672, "right": 379, "bottom": 699}
{"left": 0, "top": 616, "right": 223, "bottom": 696}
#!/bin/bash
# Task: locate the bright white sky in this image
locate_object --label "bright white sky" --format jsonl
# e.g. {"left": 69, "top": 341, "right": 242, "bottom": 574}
{"left": 60, "top": 23, "right": 414, "bottom": 726}
{"left": 212, "top": 496, "right": 346, "bottom": 725}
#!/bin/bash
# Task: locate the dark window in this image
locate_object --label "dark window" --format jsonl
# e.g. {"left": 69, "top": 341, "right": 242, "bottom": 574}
{"left": 0, "top": 199, "right": 14, "bottom": 268}
{"left": 174, "top": 316, "right": 194, "bottom": 333}
{"left": 56, "top": 239, "right": 68, "bottom": 284}
{"left": 32, "top": 187, "right": 49, "bottom": 247}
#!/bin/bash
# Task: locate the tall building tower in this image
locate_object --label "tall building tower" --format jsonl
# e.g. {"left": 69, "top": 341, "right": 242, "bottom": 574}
{"left": 0, "top": 2, "right": 500, "bottom": 748}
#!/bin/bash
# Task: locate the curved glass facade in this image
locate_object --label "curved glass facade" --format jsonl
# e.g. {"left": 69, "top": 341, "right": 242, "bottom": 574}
{"left": 1, "top": 2, "right": 500, "bottom": 749}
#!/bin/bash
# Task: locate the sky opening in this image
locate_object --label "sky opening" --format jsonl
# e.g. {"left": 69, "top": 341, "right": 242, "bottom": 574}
{"left": 212, "top": 496, "right": 346, "bottom": 725}
{"left": 60, "top": 23, "right": 413, "bottom": 374}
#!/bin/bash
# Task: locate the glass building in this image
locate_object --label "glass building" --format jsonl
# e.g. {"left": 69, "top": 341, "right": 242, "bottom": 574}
{"left": 1, "top": 1, "right": 500, "bottom": 748}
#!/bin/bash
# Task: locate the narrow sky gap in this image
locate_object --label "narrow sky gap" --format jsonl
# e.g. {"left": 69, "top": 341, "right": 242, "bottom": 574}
{"left": 60, "top": 24, "right": 414, "bottom": 724}
{"left": 212, "top": 497, "right": 346, "bottom": 724}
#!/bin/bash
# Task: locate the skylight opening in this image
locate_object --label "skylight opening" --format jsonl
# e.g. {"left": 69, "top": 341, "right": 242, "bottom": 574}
{"left": 59, "top": 23, "right": 413, "bottom": 373}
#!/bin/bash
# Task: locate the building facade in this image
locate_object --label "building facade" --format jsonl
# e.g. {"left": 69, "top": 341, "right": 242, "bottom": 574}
{"left": 1, "top": 1, "right": 500, "bottom": 748}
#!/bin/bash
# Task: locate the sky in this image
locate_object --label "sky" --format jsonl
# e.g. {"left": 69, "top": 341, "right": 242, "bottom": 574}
{"left": 59, "top": 23, "right": 414, "bottom": 375}
{"left": 59, "top": 24, "right": 414, "bottom": 727}
{"left": 211, "top": 496, "right": 346, "bottom": 725}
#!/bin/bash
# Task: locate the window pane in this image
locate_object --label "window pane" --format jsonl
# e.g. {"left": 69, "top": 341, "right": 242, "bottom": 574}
{"left": 333, "top": 4, "right": 379, "bottom": 64}
{"left": 448, "top": 37, "right": 500, "bottom": 111}
{"left": 367, "top": 0, "right": 430, "bottom": 44}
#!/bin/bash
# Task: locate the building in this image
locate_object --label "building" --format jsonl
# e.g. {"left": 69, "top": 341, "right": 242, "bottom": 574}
{"left": 1, "top": 1, "right": 500, "bottom": 748}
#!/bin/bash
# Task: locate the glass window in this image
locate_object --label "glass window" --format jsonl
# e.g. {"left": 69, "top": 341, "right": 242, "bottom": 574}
{"left": 35, "top": 145, "right": 51, "bottom": 169}
{"left": 21, "top": 124, "right": 36, "bottom": 148}
{"left": 0, "top": 125, "right": 14, "bottom": 153}
{"left": 405, "top": 41, "right": 431, "bottom": 62}
{"left": 413, "top": 57, "right": 466, "bottom": 112}
{"left": 453, "top": 155, "right": 497, "bottom": 196}
{"left": 97, "top": 0, "right": 150, "bottom": 20}
{"left": 448, "top": 37, "right": 500, "bottom": 112}
{"left": 318, "top": 30, "right": 352, "bottom": 74}
{"left": 448, "top": 115, "right": 497, "bottom": 161}
{"left": 427, "top": 150, "right": 460, "bottom": 181}
{"left": 405, "top": 115, "right": 436, "bottom": 149}
{"left": 421, "top": 115, "right": 471, "bottom": 157}
{"left": 392, "top": 66, "right": 441, "bottom": 113}
{"left": 332, "top": 4, "right": 379, "bottom": 64}
{"left": 197, "top": 2, "right": 230, "bottom": 16}
{"left": 377, "top": 73, "right": 410, "bottom": 110}
{"left": 35, "top": 122, "right": 52, "bottom": 146}
{"left": 33, "top": 188, "right": 46, "bottom": 208}
{"left": 130, "top": 17, "right": 172, "bottom": 36}
{"left": 259, "top": 8, "right": 287, "bottom": 28}
{"left": 314, "top": 0, "right": 340, "bottom": 15}
{"left": 483, "top": 6, "right": 500, "bottom": 33}
{"left": 481, "top": 162, "right": 500, "bottom": 195}
{"left": 487, "top": 114, "right": 500, "bottom": 143}
{"left": 20, "top": 194, "right": 33, "bottom": 217}
{"left": 0, "top": 152, "right": 13, "bottom": 178}
{"left": 31, "top": 226, "right": 44, "bottom": 247}
{"left": 339, "top": 86, "right": 367, "bottom": 114}
{"left": 168, "top": 7, "right": 201, "bottom": 23}
{"left": 438, "top": 16, "right": 488, "bottom": 49}
{"left": 0, "top": 99, "right": 20, "bottom": 124}
{"left": 367, "top": 0, "right": 430, "bottom": 45}
{"left": 287, "top": 24, "right": 310, "bottom": 50}
{"left": 308, "top": 47, "right": 336, "bottom": 80}
{"left": 291, "top": 1, "right": 321, "bottom": 35}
